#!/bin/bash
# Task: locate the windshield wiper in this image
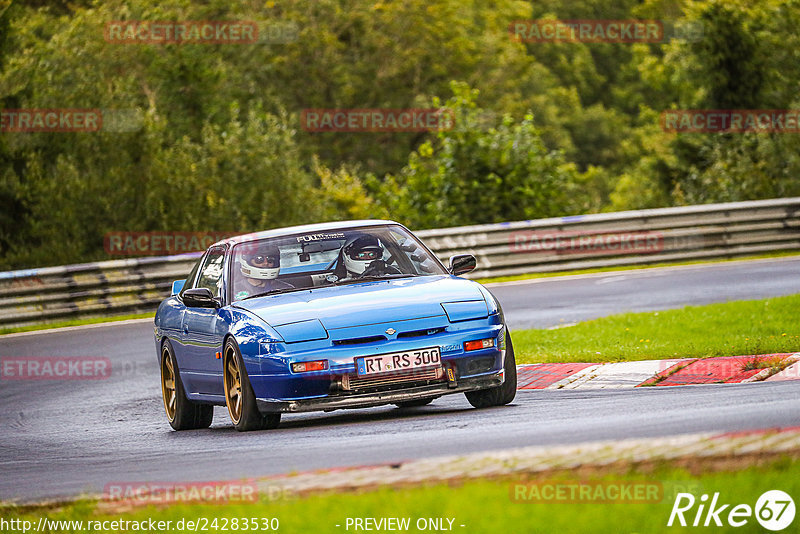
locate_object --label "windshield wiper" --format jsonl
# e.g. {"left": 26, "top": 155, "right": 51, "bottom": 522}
{"left": 239, "top": 274, "right": 419, "bottom": 299}
{"left": 239, "top": 286, "right": 313, "bottom": 300}
{"left": 333, "top": 273, "right": 418, "bottom": 286}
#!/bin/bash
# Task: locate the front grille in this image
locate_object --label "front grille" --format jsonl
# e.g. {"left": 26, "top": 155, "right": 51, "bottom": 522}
{"left": 333, "top": 335, "right": 387, "bottom": 346}
{"left": 397, "top": 327, "right": 446, "bottom": 339}
{"left": 342, "top": 366, "right": 444, "bottom": 391}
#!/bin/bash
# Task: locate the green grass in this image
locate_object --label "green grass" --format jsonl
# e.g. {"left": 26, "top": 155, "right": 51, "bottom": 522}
{"left": 0, "top": 312, "right": 154, "bottom": 336}
{"left": 512, "top": 294, "right": 800, "bottom": 364}
{"left": 476, "top": 250, "right": 800, "bottom": 284}
{"left": 2, "top": 458, "right": 797, "bottom": 533}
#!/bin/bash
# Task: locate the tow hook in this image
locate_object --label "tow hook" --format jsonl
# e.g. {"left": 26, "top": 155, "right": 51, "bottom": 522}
{"left": 446, "top": 364, "right": 458, "bottom": 388}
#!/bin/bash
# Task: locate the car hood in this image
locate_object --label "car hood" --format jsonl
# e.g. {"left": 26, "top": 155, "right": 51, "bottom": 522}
{"left": 231, "top": 275, "right": 486, "bottom": 331}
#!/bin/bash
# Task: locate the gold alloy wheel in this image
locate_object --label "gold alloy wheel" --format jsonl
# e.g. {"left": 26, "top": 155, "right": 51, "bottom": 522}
{"left": 224, "top": 346, "right": 243, "bottom": 424}
{"left": 161, "top": 347, "right": 177, "bottom": 422}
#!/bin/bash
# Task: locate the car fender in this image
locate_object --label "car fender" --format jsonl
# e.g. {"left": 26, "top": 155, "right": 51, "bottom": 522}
{"left": 227, "top": 307, "right": 284, "bottom": 375}
{"left": 154, "top": 296, "right": 185, "bottom": 362}
{"left": 474, "top": 282, "right": 505, "bottom": 320}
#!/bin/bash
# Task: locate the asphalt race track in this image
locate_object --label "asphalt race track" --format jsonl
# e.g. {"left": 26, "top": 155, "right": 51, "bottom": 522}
{"left": 1, "top": 257, "right": 799, "bottom": 502}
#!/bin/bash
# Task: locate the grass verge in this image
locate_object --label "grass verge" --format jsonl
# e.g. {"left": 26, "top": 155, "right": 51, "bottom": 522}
{"left": 1, "top": 457, "right": 797, "bottom": 533}
{"left": 512, "top": 294, "right": 800, "bottom": 364}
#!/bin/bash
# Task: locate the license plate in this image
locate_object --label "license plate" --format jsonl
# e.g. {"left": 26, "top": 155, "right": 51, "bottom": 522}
{"left": 356, "top": 347, "right": 441, "bottom": 377}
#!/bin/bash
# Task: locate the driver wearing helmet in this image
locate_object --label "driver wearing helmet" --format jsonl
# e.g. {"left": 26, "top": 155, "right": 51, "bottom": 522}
{"left": 234, "top": 245, "right": 294, "bottom": 300}
{"left": 340, "top": 234, "right": 400, "bottom": 278}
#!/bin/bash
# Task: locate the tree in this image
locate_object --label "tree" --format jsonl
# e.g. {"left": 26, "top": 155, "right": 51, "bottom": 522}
{"left": 379, "top": 83, "right": 585, "bottom": 229}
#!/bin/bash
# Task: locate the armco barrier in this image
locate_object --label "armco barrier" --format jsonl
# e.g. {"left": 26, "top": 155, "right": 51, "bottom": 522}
{"left": 0, "top": 254, "right": 202, "bottom": 330}
{"left": 423, "top": 197, "right": 800, "bottom": 278}
{"left": 0, "top": 198, "right": 798, "bottom": 329}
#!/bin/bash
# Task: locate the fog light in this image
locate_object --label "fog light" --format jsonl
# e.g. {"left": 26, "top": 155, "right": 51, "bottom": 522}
{"left": 291, "top": 360, "right": 328, "bottom": 373}
{"left": 464, "top": 338, "right": 494, "bottom": 351}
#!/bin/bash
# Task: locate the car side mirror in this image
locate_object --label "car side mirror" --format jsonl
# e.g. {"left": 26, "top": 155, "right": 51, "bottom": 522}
{"left": 449, "top": 254, "right": 476, "bottom": 276}
{"left": 182, "top": 287, "right": 219, "bottom": 308}
{"left": 171, "top": 279, "right": 186, "bottom": 295}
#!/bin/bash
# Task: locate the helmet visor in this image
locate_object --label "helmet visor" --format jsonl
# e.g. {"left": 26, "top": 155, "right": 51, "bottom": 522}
{"left": 246, "top": 253, "right": 280, "bottom": 268}
{"left": 348, "top": 247, "right": 381, "bottom": 261}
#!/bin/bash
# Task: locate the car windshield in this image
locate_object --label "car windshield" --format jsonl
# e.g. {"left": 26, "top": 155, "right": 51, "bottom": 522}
{"left": 230, "top": 225, "right": 446, "bottom": 301}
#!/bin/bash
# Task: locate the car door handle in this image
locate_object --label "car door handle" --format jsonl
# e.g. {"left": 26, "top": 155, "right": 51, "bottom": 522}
{"left": 183, "top": 326, "right": 189, "bottom": 334}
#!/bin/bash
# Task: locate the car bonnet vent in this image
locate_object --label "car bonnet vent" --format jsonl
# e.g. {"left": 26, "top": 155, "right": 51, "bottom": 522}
{"left": 333, "top": 335, "right": 386, "bottom": 346}
{"left": 397, "top": 327, "right": 446, "bottom": 339}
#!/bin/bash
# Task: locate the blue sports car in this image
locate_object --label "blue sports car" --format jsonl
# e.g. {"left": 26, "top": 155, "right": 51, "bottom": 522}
{"left": 154, "top": 220, "right": 516, "bottom": 431}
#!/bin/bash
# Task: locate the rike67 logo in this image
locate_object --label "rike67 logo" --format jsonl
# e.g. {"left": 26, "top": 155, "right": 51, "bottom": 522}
{"left": 668, "top": 490, "right": 795, "bottom": 531}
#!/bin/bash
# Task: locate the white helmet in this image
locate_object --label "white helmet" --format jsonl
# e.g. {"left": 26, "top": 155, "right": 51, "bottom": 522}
{"left": 240, "top": 246, "right": 281, "bottom": 280}
{"left": 342, "top": 234, "right": 383, "bottom": 275}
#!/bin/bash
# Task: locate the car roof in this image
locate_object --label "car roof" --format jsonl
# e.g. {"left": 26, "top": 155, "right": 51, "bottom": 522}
{"left": 211, "top": 219, "right": 403, "bottom": 248}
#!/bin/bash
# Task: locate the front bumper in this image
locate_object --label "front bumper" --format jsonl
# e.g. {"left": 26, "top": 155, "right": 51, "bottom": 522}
{"left": 256, "top": 371, "right": 503, "bottom": 413}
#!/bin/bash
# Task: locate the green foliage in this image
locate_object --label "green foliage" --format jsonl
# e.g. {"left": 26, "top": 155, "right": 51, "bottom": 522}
{"left": 379, "top": 83, "right": 585, "bottom": 228}
{"left": 312, "top": 158, "right": 385, "bottom": 222}
{"left": 145, "top": 106, "right": 315, "bottom": 232}
{"left": 1, "top": 0, "right": 799, "bottom": 268}
{"left": 635, "top": 0, "right": 800, "bottom": 205}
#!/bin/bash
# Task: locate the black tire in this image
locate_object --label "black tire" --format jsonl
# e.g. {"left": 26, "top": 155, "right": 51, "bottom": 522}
{"left": 395, "top": 398, "right": 435, "bottom": 408}
{"left": 161, "top": 340, "right": 213, "bottom": 431}
{"left": 464, "top": 331, "right": 517, "bottom": 408}
{"left": 223, "top": 338, "right": 281, "bottom": 432}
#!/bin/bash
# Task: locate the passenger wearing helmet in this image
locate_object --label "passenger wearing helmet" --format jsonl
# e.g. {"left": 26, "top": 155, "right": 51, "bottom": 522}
{"left": 234, "top": 245, "right": 294, "bottom": 300}
{"left": 340, "top": 234, "right": 400, "bottom": 278}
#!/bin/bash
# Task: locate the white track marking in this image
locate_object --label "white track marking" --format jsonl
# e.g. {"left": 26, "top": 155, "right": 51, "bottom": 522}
{"left": 0, "top": 317, "right": 153, "bottom": 339}
{"left": 547, "top": 359, "right": 687, "bottom": 389}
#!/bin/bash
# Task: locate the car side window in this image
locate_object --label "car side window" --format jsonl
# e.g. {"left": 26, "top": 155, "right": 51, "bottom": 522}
{"left": 386, "top": 228, "right": 438, "bottom": 274}
{"left": 195, "top": 248, "right": 225, "bottom": 299}
{"left": 179, "top": 257, "right": 202, "bottom": 297}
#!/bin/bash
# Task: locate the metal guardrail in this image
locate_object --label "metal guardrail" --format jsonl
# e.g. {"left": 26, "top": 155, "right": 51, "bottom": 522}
{"left": 1, "top": 197, "right": 798, "bottom": 329}
{"left": 0, "top": 254, "right": 202, "bottom": 330}
{"left": 422, "top": 197, "right": 800, "bottom": 278}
